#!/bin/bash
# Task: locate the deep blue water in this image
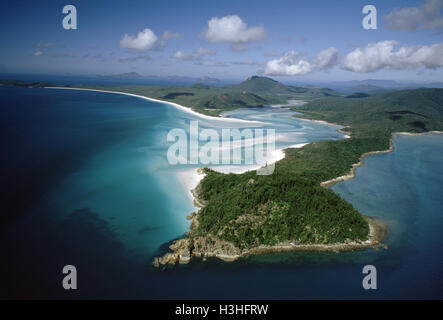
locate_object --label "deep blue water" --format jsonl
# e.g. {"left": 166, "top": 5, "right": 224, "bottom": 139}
{"left": 0, "top": 86, "right": 442, "bottom": 299}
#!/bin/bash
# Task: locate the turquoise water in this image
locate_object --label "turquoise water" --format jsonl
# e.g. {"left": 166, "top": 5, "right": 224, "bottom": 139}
{"left": 1, "top": 86, "right": 442, "bottom": 299}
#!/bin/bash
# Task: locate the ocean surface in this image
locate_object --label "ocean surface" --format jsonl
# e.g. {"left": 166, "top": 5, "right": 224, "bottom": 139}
{"left": 0, "top": 86, "right": 442, "bottom": 299}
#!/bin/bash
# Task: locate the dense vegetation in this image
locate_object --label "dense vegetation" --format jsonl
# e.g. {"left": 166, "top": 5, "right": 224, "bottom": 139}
{"left": 196, "top": 168, "right": 369, "bottom": 248}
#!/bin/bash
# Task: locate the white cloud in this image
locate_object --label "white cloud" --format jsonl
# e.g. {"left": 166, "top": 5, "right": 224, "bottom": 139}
{"left": 265, "top": 51, "right": 313, "bottom": 76}
{"left": 385, "top": 0, "right": 443, "bottom": 31}
{"left": 202, "top": 15, "right": 266, "bottom": 44}
{"left": 264, "top": 47, "right": 338, "bottom": 76}
{"left": 119, "top": 28, "right": 158, "bottom": 51}
{"left": 314, "top": 47, "right": 339, "bottom": 70}
{"left": 172, "top": 50, "right": 195, "bottom": 61}
{"left": 162, "top": 31, "right": 181, "bottom": 40}
{"left": 33, "top": 51, "right": 43, "bottom": 56}
{"left": 341, "top": 40, "right": 443, "bottom": 72}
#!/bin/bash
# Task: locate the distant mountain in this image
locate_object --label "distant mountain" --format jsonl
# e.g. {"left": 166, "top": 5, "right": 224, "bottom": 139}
{"left": 335, "top": 79, "right": 443, "bottom": 91}
{"left": 345, "top": 84, "right": 383, "bottom": 93}
{"left": 226, "top": 75, "right": 291, "bottom": 94}
{"left": 355, "top": 79, "right": 404, "bottom": 88}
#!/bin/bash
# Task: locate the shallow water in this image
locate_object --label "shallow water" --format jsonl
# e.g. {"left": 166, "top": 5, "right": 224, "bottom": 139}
{"left": 0, "top": 86, "right": 442, "bottom": 299}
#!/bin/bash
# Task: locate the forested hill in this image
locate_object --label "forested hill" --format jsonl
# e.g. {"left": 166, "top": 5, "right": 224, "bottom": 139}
{"left": 294, "top": 88, "right": 443, "bottom": 138}
{"left": 225, "top": 75, "right": 341, "bottom": 97}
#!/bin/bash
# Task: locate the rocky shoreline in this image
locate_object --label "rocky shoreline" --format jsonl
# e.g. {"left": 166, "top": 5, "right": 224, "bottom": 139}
{"left": 153, "top": 212, "right": 387, "bottom": 267}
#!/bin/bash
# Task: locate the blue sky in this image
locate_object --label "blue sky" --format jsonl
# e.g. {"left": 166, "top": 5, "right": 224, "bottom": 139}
{"left": 1, "top": 0, "right": 442, "bottom": 82}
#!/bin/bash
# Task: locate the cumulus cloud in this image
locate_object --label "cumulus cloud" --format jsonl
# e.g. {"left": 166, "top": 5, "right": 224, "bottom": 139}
{"left": 202, "top": 15, "right": 266, "bottom": 44}
{"left": 119, "top": 28, "right": 158, "bottom": 51}
{"left": 341, "top": 40, "right": 443, "bottom": 72}
{"left": 385, "top": 0, "right": 443, "bottom": 31}
{"left": 33, "top": 51, "right": 43, "bottom": 56}
{"left": 172, "top": 50, "right": 195, "bottom": 61}
{"left": 314, "top": 47, "right": 339, "bottom": 69}
{"left": 162, "top": 31, "right": 181, "bottom": 40}
{"left": 265, "top": 51, "right": 312, "bottom": 76}
{"left": 264, "top": 47, "right": 338, "bottom": 76}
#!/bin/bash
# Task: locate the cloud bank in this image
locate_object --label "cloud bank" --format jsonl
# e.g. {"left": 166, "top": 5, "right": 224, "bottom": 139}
{"left": 341, "top": 40, "right": 443, "bottom": 72}
{"left": 385, "top": 0, "right": 443, "bottom": 32}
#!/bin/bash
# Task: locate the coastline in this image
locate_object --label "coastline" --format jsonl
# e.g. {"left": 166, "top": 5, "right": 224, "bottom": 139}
{"left": 45, "top": 86, "right": 265, "bottom": 126}
{"left": 320, "top": 131, "right": 443, "bottom": 188}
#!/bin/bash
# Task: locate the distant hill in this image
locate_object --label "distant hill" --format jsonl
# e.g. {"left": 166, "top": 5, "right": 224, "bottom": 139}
{"left": 226, "top": 75, "right": 341, "bottom": 97}
{"left": 298, "top": 88, "right": 443, "bottom": 136}
{"left": 226, "top": 76, "right": 292, "bottom": 94}
{"left": 196, "top": 91, "right": 268, "bottom": 110}
{"left": 345, "top": 84, "right": 383, "bottom": 93}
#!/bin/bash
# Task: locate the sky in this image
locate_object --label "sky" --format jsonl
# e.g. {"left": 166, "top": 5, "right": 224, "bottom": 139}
{"left": 0, "top": 0, "right": 442, "bottom": 82}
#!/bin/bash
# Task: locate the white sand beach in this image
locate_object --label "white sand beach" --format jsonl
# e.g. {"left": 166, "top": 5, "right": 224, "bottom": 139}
{"left": 45, "top": 86, "right": 265, "bottom": 126}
